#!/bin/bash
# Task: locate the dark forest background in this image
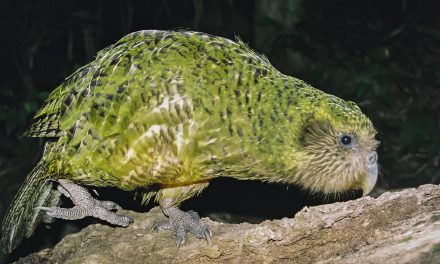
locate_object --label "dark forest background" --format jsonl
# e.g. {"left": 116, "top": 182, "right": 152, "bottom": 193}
{"left": 0, "top": 0, "right": 439, "bottom": 262}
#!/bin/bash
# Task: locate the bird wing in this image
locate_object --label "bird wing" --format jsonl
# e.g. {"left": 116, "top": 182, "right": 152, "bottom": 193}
{"left": 22, "top": 31, "right": 150, "bottom": 138}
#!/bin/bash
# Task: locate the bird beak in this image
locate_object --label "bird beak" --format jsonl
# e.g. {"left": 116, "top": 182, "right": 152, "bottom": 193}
{"left": 363, "top": 151, "right": 378, "bottom": 196}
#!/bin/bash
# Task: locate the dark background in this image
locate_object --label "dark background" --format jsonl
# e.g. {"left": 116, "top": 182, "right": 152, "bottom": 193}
{"left": 1, "top": 0, "right": 439, "bottom": 262}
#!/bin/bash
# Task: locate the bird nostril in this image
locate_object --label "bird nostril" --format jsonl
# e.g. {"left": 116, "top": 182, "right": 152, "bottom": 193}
{"left": 367, "top": 152, "right": 378, "bottom": 164}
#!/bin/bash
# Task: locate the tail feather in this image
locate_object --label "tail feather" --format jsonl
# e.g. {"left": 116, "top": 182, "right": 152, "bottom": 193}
{"left": 0, "top": 161, "right": 58, "bottom": 253}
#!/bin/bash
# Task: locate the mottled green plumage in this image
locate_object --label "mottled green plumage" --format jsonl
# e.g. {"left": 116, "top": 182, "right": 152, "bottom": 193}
{"left": 1, "top": 30, "right": 378, "bottom": 252}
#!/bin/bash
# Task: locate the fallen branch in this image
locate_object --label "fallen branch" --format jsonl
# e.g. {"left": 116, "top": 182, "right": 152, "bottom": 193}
{"left": 15, "top": 184, "right": 440, "bottom": 263}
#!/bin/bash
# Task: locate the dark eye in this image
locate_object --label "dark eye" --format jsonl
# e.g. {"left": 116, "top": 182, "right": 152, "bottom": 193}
{"left": 340, "top": 135, "right": 352, "bottom": 145}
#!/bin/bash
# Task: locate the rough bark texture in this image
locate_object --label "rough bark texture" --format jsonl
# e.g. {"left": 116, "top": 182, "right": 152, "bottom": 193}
{"left": 15, "top": 184, "right": 440, "bottom": 264}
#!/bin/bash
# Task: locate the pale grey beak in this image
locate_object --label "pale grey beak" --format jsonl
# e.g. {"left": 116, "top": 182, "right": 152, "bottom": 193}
{"left": 363, "top": 151, "right": 378, "bottom": 196}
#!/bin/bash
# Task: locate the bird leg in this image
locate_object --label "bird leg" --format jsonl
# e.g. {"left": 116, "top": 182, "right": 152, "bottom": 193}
{"left": 153, "top": 205, "right": 211, "bottom": 248}
{"left": 37, "top": 179, "right": 133, "bottom": 226}
{"left": 152, "top": 184, "right": 211, "bottom": 248}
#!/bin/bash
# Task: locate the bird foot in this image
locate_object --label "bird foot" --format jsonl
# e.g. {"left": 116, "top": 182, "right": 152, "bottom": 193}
{"left": 36, "top": 179, "right": 133, "bottom": 226}
{"left": 152, "top": 207, "right": 211, "bottom": 248}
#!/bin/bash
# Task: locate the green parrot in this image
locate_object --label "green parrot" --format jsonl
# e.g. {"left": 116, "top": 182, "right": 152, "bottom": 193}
{"left": 0, "top": 30, "right": 379, "bottom": 252}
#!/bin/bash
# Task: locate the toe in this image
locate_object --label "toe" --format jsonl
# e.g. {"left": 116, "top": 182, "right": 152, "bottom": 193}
{"left": 99, "top": 200, "right": 118, "bottom": 210}
{"left": 35, "top": 206, "right": 54, "bottom": 213}
{"left": 186, "top": 210, "right": 201, "bottom": 222}
{"left": 193, "top": 225, "right": 212, "bottom": 245}
{"left": 121, "top": 215, "right": 134, "bottom": 226}
{"left": 175, "top": 226, "right": 186, "bottom": 249}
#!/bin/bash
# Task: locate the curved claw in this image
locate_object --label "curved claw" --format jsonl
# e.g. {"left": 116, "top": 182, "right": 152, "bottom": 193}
{"left": 202, "top": 227, "right": 212, "bottom": 245}
{"left": 152, "top": 220, "right": 171, "bottom": 231}
{"left": 191, "top": 225, "right": 212, "bottom": 245}
{"left": 176, "top": 235, "right": 185, "bottom": 249}
{"left": 124, "top": 216, "right": 134, "bottom": 225}
{"left": 176, "top": 226, "right": 187, "bottom": 249}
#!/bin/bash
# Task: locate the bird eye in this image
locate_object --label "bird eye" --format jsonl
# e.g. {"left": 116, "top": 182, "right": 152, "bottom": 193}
{"left": 340, "top": 135, "right": 352, "bottom": 146}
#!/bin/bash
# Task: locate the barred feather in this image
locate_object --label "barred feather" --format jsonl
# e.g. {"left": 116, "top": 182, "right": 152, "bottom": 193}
{"left": 0, "top": 160, "right": 57, "bottom": 253}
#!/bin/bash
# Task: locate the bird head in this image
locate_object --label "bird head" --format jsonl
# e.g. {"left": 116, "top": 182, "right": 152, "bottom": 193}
{"left": 286, "top": 92, "right": 379, "bottom": 196}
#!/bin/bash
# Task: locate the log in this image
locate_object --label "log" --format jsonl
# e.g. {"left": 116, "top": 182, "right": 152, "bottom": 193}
{"left": 15, "top": 184, "right": 440, "bottom": 264}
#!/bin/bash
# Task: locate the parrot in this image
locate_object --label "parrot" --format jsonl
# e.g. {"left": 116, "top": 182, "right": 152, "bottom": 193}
{"left": 0, "top": 30, "right": 379, "bottom": 252}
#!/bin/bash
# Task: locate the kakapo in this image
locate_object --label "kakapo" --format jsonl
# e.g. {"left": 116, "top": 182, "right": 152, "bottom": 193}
{"left": 0, "top": 30, "right": 379, "bottom": 252}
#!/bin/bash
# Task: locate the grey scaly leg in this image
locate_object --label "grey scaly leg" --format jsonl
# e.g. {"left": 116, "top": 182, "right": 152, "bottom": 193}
{"left": 152, "top": 205, "right": 211, "bottom": 248}
{"left": 37, "top": 179, "right": 133, "bottom": 226}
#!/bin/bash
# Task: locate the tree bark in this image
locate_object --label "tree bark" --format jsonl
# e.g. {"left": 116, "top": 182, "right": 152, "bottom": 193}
{"left": 15, "top": 184, "right": 440, "bottom": 264}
